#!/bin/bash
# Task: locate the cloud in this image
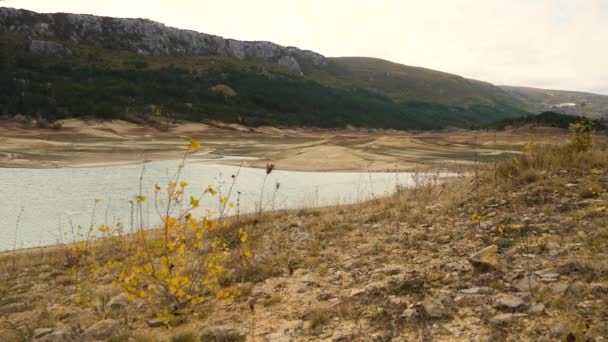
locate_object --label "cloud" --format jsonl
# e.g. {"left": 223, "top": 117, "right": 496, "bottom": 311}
{"left": 4, "top": 0, "right": 607, "bottom": 94}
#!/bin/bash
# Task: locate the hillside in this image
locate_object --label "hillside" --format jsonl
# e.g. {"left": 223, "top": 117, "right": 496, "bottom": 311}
{"left": 0, "top": 7, "right": 529, "bottom": 130}
{"left": 306, "top": 57, "right": 521, "bottom": 108}
{"left": 501, "top": 86, "right": 608, "bottom": 119}
{"left": 483, "top": 111, "right": 606, "bottom": 130}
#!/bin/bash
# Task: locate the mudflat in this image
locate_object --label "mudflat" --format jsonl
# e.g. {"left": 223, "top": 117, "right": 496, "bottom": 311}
{"left": 0, "top": 118, "right": 569, "bottom": 171}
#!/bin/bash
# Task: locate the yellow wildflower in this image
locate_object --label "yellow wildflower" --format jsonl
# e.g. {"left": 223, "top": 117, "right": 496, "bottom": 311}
{"left": 470, "top": 213, "right": 482, "bottom": 222}
{"left": 243, "top": 249, "right": 252, "bottom": 258}
{"left": 497, "top": 224, "right": 506, "bottom": 235}
{"left": 188, "top": 139, "right": 201, "bottom": 151}
{"left": 239, "top": 228, "right": 248, "bottom": 243}
{"left": 190, "top": 196, "right": 200, "bottom": 208}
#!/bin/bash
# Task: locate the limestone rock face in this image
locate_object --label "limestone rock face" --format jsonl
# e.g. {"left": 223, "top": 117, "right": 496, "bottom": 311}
{"left": 278, "top": 55, "right": 302, "bottom": 73}
{"left": 0, "top": 7, "right": 327, "bottom": 73}
{"left": 28, "top": 40, "right": 72, "bottom": 56}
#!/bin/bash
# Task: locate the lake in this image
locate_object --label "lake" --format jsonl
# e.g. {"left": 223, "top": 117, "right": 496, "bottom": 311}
{"left": 0, "top": 159, "right": 448, "bottom": 251}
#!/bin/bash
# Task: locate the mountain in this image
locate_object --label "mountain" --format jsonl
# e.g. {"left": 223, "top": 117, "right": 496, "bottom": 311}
{"left": 500, "top": 86, "right": 608, "bottom": 119}
{"left": 0, "top": 7, "right": 531, "bottom": 129}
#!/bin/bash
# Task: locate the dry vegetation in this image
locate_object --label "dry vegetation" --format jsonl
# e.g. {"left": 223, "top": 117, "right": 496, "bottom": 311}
{"left": 1, "top": 127, "right": 608, "bottom": 341}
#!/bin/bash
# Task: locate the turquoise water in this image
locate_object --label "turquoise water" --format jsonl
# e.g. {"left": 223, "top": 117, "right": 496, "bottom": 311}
{"left": 0, "top": 160, "right": 440, "bottom": 251}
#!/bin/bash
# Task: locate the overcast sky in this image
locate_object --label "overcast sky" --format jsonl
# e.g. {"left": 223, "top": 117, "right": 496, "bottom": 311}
{"left": 4, "top": 0, "right": 608, "bottom": 94}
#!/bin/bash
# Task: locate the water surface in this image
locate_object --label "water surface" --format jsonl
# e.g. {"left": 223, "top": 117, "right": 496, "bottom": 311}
{"left": 0, "top": 160, "right": 443, "bottom": 251}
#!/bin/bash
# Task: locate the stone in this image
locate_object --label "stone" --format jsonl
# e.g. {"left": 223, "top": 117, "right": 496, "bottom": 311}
{"left": 551, "top": 323, "right": 568, "bottom": 337}
{"left": 491, "top": 313, "right": 514, "bottom": 325}
{"left": 513, "top": 275, "right": 539, "bottom": 292}
{"left": 34, "top": 326, "right": 78, "bottom": 342}
{"left": 201, "top": 325, "right": 245, "bottom": 341}
{"left": 420, "top": 296, "right": 448, "bottom": 318}
{"left": 590, "top": 283, "right": 608, "bottom": 296}
{"left": 387, "top": 295, "right": 407, "bottom": 305}
{"left": 267, "top": 320, "right": 303, "bottom": 342}
{"left": 300, "top": 275, "right": 319, "bottom": 287}
{"left": 568, "top": 281, "right": 587, "bottom": 296}
{"left": 459, "top": 287, "right": 492, "bottom": 295}
{"left": 551, "top": 283, "right": 569, "bottom": 295}
{"left": 33, "top": 328, "right": 54, "bottom": 338}
{"left": 288, "top": 227, "right": 310, "bottom": 242}
{"left": 546, "top": 242, "right": 560, "bottom": 250}
{"left": 468, "top": 245, "right": 500, "bottom": 271}
{"left": 401, "top": 308, "right": 417, "bottom": 320}
{"left": 528, "top": 303, "right": 545, "bottom": 315}
{"left": 437, "top": 235, "right": 452, "bottom": 244}
{"left": 147, "top": 319, "right": 164, "bottom": 328}
{"left": 82, "top": 319, "right": 120, "bottom": 341}
{"left": 494, "top": 294, "right": 526, "bottom": 311}
{"left": 539, "top": 272, "right": 560, "bottom": 279}
{"left": 378, "top": 265, "right": 405, "bottom": 276}
{"left": 349, "top": 288, "right": 366, "bottom": 297}
{"left": 105, "top": 293, "right": 128, "bottom": 312}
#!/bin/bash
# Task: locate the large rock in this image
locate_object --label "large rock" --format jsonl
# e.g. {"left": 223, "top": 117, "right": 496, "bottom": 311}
{"left": 468, "top": 245, "right": 500, "bottom": 271}
{"left": 491, "top": 313, "right": 527, "bottom": 326}
{"left": 82, "top": 319, "right": 120, "bottom": 341}
{"left": 513, "top": 275, "right": 539, "bottom": 292}
{"left": 201, "top": 325, "right": 245, "bottom": 341}
{"left": 33, "top": 326, "right": 78, "bottom": 342}
{"left": 568, "top": 281, "right": 587, "bottom": 296}
{"left": 494, "top": 294, "right": 526, "bottom": 311}
{"left": 420, "top": 296, "right": 448, "bottom": 318}
{"left": 33, "top": 328, "right": 54, "bottom": 339}
{"left": 105, "top": 293, "right": 128, "bottom": 312}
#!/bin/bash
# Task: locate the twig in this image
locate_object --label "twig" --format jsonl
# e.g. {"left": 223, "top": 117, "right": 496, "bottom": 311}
{"left": 11, "top": 206, "right": 24, "bottom": 272}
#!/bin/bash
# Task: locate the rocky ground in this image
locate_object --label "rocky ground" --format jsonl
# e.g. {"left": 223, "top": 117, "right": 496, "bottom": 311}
{"left": 1, "top": 144, "right": 607, "bottom": 341}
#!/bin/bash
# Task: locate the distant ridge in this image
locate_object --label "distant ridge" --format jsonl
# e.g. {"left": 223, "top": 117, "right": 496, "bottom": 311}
{"left": 500, "top": 85, "right": 608, "bottom": 119}
{"left": 0, "top": 7, "right": 326, "bottom": 74}
{"left": 4, "top": 7, "right": 604, "bottom": 129}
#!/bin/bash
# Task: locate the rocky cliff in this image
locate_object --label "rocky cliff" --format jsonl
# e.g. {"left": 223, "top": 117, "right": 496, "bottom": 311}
{"left": 0, "top": 7, "right": 326, "bottom": 73}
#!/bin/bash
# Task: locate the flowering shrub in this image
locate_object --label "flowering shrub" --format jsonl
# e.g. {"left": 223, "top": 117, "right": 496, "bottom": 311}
{"left": 94, "top": 139, "right": 244, "bottom": 323}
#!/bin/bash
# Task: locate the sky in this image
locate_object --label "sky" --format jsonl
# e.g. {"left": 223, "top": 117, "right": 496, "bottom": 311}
{"left": 3, "top": 0, "right": 608, "bottom": 95}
